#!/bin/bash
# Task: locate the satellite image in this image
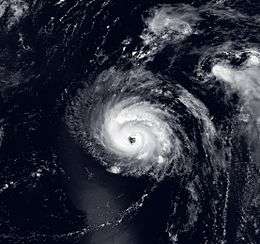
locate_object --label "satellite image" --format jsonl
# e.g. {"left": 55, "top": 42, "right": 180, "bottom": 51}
{"left": 0, "top": 0, "right": 260, "bottom": 243}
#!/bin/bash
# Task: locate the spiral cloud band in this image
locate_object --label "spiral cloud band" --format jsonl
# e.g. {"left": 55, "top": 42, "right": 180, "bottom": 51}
{"left": 66, "top": 67, "right": 218, "bottom": 180}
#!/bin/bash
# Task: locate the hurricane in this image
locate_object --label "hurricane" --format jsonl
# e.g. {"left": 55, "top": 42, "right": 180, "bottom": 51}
{"left": 65, "top": 66, "right": 220, "bottom": 181}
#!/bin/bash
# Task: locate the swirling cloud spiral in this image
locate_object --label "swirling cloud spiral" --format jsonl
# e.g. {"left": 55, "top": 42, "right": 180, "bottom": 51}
{"left": 66, "top": 67, "right": 216, "bottom": 180}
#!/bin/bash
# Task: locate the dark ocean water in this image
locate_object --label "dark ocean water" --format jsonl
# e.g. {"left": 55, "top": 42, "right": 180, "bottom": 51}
{"left": 0, "top": 0, "right": 260, "bottom": 244}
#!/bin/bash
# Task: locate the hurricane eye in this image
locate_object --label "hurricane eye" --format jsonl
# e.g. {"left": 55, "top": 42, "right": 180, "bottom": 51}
{"left": 128, "top": 136, "right": 136, "bottom": 144}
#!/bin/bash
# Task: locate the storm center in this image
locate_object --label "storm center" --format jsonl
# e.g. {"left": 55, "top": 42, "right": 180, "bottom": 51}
{"left": 128, "top": 136, "right": 136, "bottom": 144}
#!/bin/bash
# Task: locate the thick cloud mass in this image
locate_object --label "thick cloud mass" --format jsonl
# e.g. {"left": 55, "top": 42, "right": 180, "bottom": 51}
{"left": 66, "top": 67, "right": 217, "bottom": 180}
